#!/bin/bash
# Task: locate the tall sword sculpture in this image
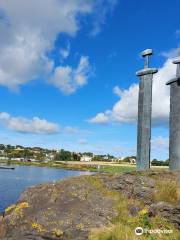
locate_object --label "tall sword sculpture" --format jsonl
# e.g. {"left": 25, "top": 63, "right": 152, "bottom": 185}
{"left": 136, "top": 49, "right": 158, "bottom": 170}
{"left": 166, "top": 50, "right": 180, "bottom": 171}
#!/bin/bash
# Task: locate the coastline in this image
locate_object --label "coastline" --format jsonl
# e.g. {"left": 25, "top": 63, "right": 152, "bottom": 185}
{"left": 0, "top": 160, "right": 137, "bottom": 173}
{"left": 0, "top": 159, "right": 169, "bottom": 173}
{"left": 1, "top": 171, "right": 179, "bottom": 239}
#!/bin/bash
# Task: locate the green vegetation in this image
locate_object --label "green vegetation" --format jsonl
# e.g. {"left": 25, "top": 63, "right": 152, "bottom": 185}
{"left": 92, "top": 154, "right": 114, "bottom": 162}
{"left": 153, "top": 179, "right": 180, "bottom": 204}
{"left": 86, "top": 176, "right": 180, "bottom": 240}
{"left": 55, "top": 149, "right": 80, "bottom": 161}
{"left": 97, "top": 165, "right": 135, "bottom": 173}
{"left": 0, "top": 159, "right": 136, "bottom": 173}
{"left": 0, "top": 143, "right": 121, "bottom": 163}
{"left": 151, "top": 159, "right": 169, "bottom": 166}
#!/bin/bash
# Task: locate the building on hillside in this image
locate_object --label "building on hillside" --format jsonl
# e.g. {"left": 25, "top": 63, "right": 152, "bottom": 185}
{"left": 0, "top": 157, "right": 8, "bottom": 160}
{"left": 11, "top": 158, "right": 24, "bottom": 161}
{"left": 14, "top": 147, "right": 24, "bottom": 151}
{"left": 30, "top": 158, "right": 38, "bottom": 162}
{"left": 80, "top": 155, "right": 92, "bottom": 162}
{"left": 111, "top": 157, "right": 124, "bottom": 162}
{"left": 45, "top": 153, "right": 55, "bottom": 161}
{"left": 130, "top": 158, "right": 136, "bottom": 165}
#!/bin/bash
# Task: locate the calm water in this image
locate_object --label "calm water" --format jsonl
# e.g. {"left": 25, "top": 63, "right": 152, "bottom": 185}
{"left": 0, "top": 165, "right": 92, "bottom": 213}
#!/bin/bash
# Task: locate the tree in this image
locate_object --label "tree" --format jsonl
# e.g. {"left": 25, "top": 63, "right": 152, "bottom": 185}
{"left": 55, "top": 149, "right": 72, "bottom": 161}
{"left": 151, "top": 159, "right": 169, "bottom": 166}
{"left": 36, "top": 152, "right": 46, "bottom": 161}
{"left": 0, "top": 144, "right": 5, "bottom": 150}
{"left": 82, "top": 152, "right": 93, "bottom": 157}
{"left": 92, "top": 155, "right": 104, "bottom": 161}
{"left": 72, "top": 152, "right": 80, "bottom": 161}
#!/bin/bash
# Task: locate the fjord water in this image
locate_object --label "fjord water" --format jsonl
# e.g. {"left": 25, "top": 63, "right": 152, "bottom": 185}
{"left": 0, "top": 166, "right": 91, "bottom": 213}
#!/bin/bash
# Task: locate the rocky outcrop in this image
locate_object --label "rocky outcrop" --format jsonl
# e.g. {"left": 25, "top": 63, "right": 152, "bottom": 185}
{"left": 0, "top": 171, "right": 179, "bottom": 240}
{"left": 149, "top": 202, "right": 180, "bottom": 229}
{"left": 101, "top": 172, "right": 155, "bottom": 204}
{"left": 0, "top": 176, "right": 117, "bottom": 240}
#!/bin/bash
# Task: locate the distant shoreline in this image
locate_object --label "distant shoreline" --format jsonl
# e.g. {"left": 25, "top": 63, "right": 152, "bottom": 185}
{"left": 0, "top": 159, "right": 168, "bottom": 173}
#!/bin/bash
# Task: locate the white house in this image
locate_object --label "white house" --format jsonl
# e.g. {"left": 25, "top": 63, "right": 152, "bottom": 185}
{"left": 11, "top": 157, "right": 24, "bottom": 161}
{"left": 0, "top": 157, "right": 8, "bottom": 160}
{"left": 130, "top": 158, "right": 136, "bottom": 165}
{"left": 45, "top": 153, "right": 55, "bottom": 161}
{"left": 80, "top": 155, "right": 92, "bottom": 162}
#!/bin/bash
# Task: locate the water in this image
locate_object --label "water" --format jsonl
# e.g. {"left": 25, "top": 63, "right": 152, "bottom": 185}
{"left": 0, "top": 165, "right": 92, "bottom": 213}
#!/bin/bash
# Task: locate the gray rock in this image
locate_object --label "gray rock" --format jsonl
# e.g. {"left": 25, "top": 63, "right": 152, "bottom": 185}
{"left": 149, "top": 202, "right": 180, "bottom": 229}
{"left": 102, "top": 173, "right": 155, "bottom": 204}
{"left": 0, "top": 176, "right": 117, "bottom": 240}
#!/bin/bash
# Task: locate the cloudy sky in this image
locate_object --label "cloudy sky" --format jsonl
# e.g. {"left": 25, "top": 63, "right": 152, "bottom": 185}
{"left": 0, "top": 0, "right": 179, "bottom": 159}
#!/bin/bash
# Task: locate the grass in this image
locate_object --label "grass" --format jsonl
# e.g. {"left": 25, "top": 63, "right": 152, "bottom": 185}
{"left": 89, "top": 216, "right": 180, "bottom": 240}
{"left": 0, "top": 160, "right": 135, "bottom": 173}
{"left": 97, "top": 165, "right": 135, "bottom": 173}
{"left": 153, "top": 179, "right": 180, "bottom": 204}
{"left": 87, "top": 175, "right": 180, "bottom": 240}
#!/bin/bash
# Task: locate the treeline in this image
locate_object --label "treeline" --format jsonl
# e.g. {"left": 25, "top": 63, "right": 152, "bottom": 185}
{"left": 55, "top": 150, "right": 81, "bottom": 161}
{"left": 151, "top": 159, "right": 169, "bottom": 166}
{"left": 54, "top": 151, "right": 115, "bottom": 162}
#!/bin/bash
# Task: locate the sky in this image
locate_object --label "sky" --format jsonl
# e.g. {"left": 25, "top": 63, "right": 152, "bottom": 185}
{"left": 0, "top": 0, "right": 180, "bottom": 159}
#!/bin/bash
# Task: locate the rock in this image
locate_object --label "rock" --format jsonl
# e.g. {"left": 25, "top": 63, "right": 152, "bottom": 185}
{"left": 149, "top": 202, "right": 180, "bottom": 229}
{"left": 127, "top": 204, "right": 140, "bottom": 216}
{"left": 0, "top": 176, "right": 117, "bottom": 240}
{"left": 101, "top": 172, "right": 155, "bottom": 204}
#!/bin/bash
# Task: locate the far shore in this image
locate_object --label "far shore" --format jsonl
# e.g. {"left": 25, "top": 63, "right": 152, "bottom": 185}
{"left": 0, "top": 159, "right": 169, "bottom": 173}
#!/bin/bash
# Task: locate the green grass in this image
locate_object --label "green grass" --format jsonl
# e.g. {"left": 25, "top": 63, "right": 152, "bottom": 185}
{"left": 153, "top": 179, "right": 180, "bottom": 204}
{"left": 0, "top": 160, "right": 135, "bottom": 173}
{"left": 87, "top": 175, "right": 180, "bottom": 240}
{"left": 97, "top": 165, "right": 135, "bottom": 173}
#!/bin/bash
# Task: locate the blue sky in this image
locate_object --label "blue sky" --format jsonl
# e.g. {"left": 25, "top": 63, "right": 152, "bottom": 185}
{"left": 0, "top": 0, "right": 180, "bottom": 159}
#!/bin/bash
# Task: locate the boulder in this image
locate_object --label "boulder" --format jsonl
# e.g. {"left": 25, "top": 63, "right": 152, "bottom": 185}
{"left": 149, "top": 202, "right": 180, "bottom": 229}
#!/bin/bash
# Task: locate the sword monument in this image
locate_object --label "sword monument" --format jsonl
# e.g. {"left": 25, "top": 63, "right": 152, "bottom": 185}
{"left": 136, "top": 49, "right": 158, "bottom": 170}
{"left": 166, "top": 50, "right": 180, "bottom": 171}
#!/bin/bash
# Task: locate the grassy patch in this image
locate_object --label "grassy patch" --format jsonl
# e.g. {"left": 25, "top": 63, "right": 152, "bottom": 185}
{"left": 97, "top": 166, "right": 135, "bottom": 173}
{"left": 0, "top": 160, "right": 136, "bottom": 173}
{"left": 89, "top": 217, "right": 180, "bottom": 240}
{"left": 87, "top": 175, "right": 180, "bottom": 240}
{"left": 153, "top": 179, "right": 180, "bottom": 204}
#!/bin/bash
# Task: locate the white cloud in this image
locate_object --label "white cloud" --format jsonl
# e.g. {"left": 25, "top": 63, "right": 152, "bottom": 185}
{"left": 0, "top": 0, "right": 116, "bottom": 92}
{"left": 50, "top": 56, "right": 91, "bottom": 94}
{"left": 89, "top": 0, "right": 117, "bottom": 36}
{"left": 112, "top": 84, "right": 139, "bottom": 123}
{"left": 0, "top": 112, "right": 59, "bottom": 134}
{"left": 64, "top": 126, "right": 79, "bottom": 134}
{"left": 160, "top": 48, "right": 180, "bottom": 58}
{"left": 89, "top": 57, "right": 177, "bottom": 126}
{"left": 89, "top": 112, "right": 109, "bottom": 124}
{"left": 0, "top": 31, "right": 53, "bottom": 91}
{"left": 113, "top": 85, "right": 123, "bottom": 97}
{"left": 0, "top": 0, "right": 93, "bottom": 91}
{"left": 60, "top": 43, "right": 70, "bottom": 60}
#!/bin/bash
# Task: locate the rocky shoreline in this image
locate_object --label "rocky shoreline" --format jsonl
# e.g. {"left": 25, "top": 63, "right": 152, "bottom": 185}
{"left": 0, "top": 171, "right": 180, "bottom": 240}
